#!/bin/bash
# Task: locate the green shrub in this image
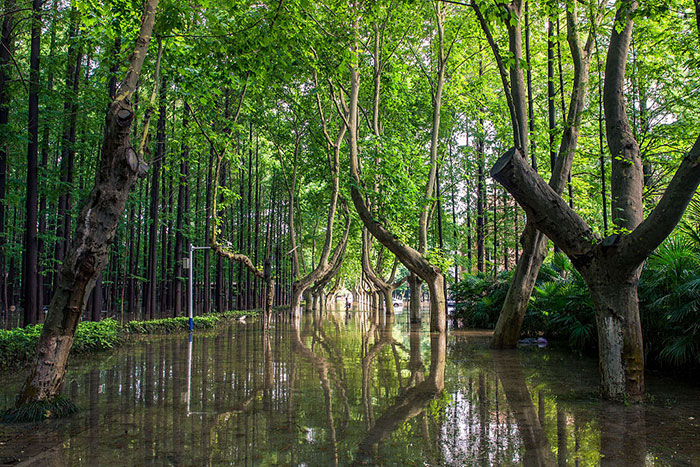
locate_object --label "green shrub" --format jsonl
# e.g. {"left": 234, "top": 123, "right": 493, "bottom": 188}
{"left": 452, "top": 271, "right": 513, "bottom": 328}
{"left": 123, "top": 315, "right": 221, "bottom": 334}
{"left": 452, "top": 243, "right": 700, "bottom": 371}
{"left": 72, "top": 318, "right": 122, "bottom": 353}
{"left": 639, "top": 237, "right": 700, "bottom": 369}
{"left": 0, "top": 324, "right": 43, "bottom": 369}
{"left": 222, "top": 309, "right": 260, "bottom": 319}
{"left": 0, "top": 319, "right": 123, "bottom": 370}
{"left": 0, "top": 309, "right": 258, "bottom": 370}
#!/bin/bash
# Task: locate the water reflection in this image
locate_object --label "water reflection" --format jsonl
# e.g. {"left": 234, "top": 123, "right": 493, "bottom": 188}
{"left": 0, "top": 311, "right": 698, "bottom": 465}
{"left": 492, "top": 351, "right": 555, "bottom": 466}
{"left": 355, "top": 330, "right": 445, "bottom": 465}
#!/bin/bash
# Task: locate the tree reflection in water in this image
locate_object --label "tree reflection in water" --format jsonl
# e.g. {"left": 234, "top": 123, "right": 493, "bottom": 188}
{"left": 0, "top": 310, "right": 696, "bottom": 465}
{"left": 354, "top": 327, "right": 446, "bottom": 464}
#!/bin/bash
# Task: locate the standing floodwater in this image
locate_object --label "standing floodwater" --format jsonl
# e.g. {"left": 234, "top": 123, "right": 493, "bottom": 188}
{"left": 0, "top": 312, "right": 699, "bottom": 465}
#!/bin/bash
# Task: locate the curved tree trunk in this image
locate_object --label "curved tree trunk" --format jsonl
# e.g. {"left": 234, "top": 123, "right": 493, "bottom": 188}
{"left": 345, "top": 15, "right": 445, "bottom": 332}
{"left": 16, "top": 0, "right": 158, "bottom": 406}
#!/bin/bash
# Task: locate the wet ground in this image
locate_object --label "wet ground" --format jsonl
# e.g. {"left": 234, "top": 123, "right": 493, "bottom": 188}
{"left": 0, "top": 310, "right": 699, "bottom": 466}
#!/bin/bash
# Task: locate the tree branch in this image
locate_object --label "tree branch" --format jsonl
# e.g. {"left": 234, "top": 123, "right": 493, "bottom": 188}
{"left": 622, "top": 135, "right": 700, "bottom": 266}
{"left": 491, "top": 147, "right": 599, "bottom": 261}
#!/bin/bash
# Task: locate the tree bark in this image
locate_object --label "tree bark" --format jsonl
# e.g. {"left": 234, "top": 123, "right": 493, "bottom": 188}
{"left": 16, "top": 0, "right": 158, "bottom": 406}
{"left": 492, "top": 122, "right": 700, "bottom": 400}
{"left": 491, "top": 1, "right": 599, "bottom": 348}
{"left": 23, "top": 0, "right": 42, "bottom": 326}
{"left": 0, "top": 0, "right": 15, "bottom": 320}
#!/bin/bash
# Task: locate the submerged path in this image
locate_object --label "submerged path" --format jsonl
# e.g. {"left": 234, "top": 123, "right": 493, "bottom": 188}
{"left": 0, "top": 311, "right": 699, "bottom": 465}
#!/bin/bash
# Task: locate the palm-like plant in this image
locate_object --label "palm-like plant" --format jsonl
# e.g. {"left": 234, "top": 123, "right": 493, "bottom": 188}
{"left": 640, "top": 236, "right": 700, "bottom": 367}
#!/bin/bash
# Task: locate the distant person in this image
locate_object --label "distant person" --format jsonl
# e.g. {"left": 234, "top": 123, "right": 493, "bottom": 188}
{"left": 345, "top": 295, "right": 351, "bottom": 311}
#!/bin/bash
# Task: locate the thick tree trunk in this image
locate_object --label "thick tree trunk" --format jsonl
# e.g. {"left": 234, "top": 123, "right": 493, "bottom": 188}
{"left": 491, "top": 132, "right": 700, "bottom": 400}
{"left": 16, "top": 0, "right": 157, "bottom": 407}
{"left": 303, "top": 288, "right": 313, "bottom": 313}
{"left": 584, "top": 267, "right": 644, "bottom": 400}
{"left": 427, "top": 275, "right": 445, "bottom": 332}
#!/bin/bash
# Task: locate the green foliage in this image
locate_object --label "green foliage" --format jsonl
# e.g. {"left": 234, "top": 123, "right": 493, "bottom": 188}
{"left": 451, "top": 271, "right": 513, "bottom": 328}
{"left": 123, "top": 315, "right": 221, "bottom": 334}
{"left": 222, "top": 309, "right": 259, "bottom": 319}
{"left": 453, "top": 243, "right": 700, "bottom": 371}
{"left": 528, "top": 258, "right": 596, "bottom": 351}
{"left": 0, "top": 325, "right": 44, "bottom": 369}
{"left": 639, "top": 237, "right": 700, "bottom": 368}
{"left": 71, "top": 318, "right": 122, "bottom": 353}
{"left": 0, "top": 319, "right": 123, "bottom": 371}
{"left": 1, "top": 396, "right": 78, "bottom": 423}
{"left": 0, "top": 311, "right": 258, "bottom": 370}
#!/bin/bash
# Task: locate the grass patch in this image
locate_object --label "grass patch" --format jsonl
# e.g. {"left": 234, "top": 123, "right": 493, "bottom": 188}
{"left": 1, "top": 396, "right": 78, "bottom": 423}
{"left": 0, "top": 310, "right": 260, "bottom": 371}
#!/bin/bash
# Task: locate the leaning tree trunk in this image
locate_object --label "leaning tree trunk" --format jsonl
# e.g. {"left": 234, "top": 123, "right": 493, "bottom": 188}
{"left": 490, "top": 225, "right": 547, "bottom": 347}
{"left": 16, "top": 0, "right": 158, "bottom": 407}
{"left": 490, "top": 0, "right": 600, "bottom": 348}
{"left": 345, "top": 15, "right": 446, "bottom": 332}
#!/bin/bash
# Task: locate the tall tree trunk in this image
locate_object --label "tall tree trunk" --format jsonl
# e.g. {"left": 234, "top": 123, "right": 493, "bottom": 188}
{"left": 145, "top": 75, "right": 166, "bottom": 319}
{"left": 476, "top": 115, "right": 485, "bottom": 273}
{"left": 0, "top": 0, "right": 15, "bottom": 319}
{"left": 289, "top": 81, "right": 348, "bottom": 316}
{"left": 159, "top": 165, "right": 169, "bottom": 315}
{"left": 55, "top": 8, "right": 81, "bottom": 269}
{"left": 173, "top": 107, "right": 188, "bottom": 317}
{"left": 524, "top": 0, "right": 536, "bottom": 169}
{"left": 38, "top": 0, "right": 59, "bottom": 316}
{"left": 595, "top": 30, "right": 609, "bottom": 234}
{"left": 204, "top": 149, "right": 213, "bottom": 314}
{"left": 548, "top": 8, "right": 557, "bottom": 174}
{"left": 23, "top": 0, "right": 42, "bottom": 326}
{"left": 345, "top": 9, "right": 446, "bottom": 331}
{"left": 216, "top": 162, "right": 225, "bottom": 313}
{"left": 16, "top": 0, "right": 158, "bottom": 407}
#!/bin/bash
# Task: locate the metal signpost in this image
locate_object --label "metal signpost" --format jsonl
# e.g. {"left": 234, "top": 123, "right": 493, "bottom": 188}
{"left": 186, "top": 245, "right": 210, "bottom": 331}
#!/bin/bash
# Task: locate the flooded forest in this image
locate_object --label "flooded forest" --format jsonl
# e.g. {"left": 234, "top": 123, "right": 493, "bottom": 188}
{"left": 0, "top": 0, "right": 699, "bottom": 464}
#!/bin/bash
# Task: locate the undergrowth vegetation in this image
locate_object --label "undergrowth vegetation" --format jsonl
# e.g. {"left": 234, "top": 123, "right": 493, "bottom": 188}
{"left": 453, "top": 238, "right": 700, "bottom": 372}
{"left": 0, "top": 310, "right": 258, "bottom": 371}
